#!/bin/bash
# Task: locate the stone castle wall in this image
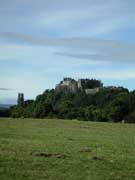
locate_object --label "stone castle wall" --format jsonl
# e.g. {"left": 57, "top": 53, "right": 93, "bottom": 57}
{"left": 55, "top": 77, "right": 100, "bottom": 94}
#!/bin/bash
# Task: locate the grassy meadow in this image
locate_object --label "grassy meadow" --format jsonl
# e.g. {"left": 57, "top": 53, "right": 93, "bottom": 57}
{"left": 0, "top": 118, "right": 135, "bottom": 180}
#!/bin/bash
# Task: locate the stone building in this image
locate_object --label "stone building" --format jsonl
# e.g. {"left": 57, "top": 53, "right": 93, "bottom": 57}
{"left": 55, "top": 77, "right": 102, "bottom": 94}
{"left": 55, "top": 78, "right": 78, "bottom": 92}
{"left": 17, "top": 93, "right": 24, "bottom": 106}
{"left": 77, "top": 79, "right": 83, "bottom": 90}
{"left": 85, "top": 88, "right": 100, "bottom": 95}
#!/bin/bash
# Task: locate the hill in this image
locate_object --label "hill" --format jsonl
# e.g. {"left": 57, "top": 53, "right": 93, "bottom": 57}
{"left": 0, "top": 104, "right": 12, "bottom": 109}
{"left": 10, "top": 85, "right": 135, "bottom": 123}
{"left": 0, "top": 118, "right": 135, "bottom": 180}
{"left": 2, "top": 77, "right": 135, "bottom": 123}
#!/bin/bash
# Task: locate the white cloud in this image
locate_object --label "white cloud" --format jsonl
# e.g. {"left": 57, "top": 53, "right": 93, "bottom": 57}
{"left": 31, "top": 0, "right": 134, "bottom": 37}
{"left": 0, "top": 0, "right": 135, "bottom": 102}
{"left": 0, "top": 44, "right": 31, "bottom": 60}
{"left": 73, "top": 70, "right": 135, "bottom": 80}
{"left": 2, "top": 32, "right": 135, "bottom": 62}
{"left": 0, "top": 0, "right": 134, "bottom": 38}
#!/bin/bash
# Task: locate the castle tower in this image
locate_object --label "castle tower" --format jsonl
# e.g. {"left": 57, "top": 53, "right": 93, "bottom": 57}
{"left": 17, "top": 93, "right": 24, "bottom": 106}
{"left": 78, "top": 79, "right": 83, "bottom": 90}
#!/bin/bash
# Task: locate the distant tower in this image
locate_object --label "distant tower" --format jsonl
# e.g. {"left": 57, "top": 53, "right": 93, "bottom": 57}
{"left": 78, "top": 79, "right": 83, "bottom": 90}
{"left": 17, "top": 93, "right": 24, "bottom": 106}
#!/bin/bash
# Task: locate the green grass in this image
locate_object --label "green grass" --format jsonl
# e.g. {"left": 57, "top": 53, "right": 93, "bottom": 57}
{"left": 0, "top": 118, "right": 135, "bottom": 180}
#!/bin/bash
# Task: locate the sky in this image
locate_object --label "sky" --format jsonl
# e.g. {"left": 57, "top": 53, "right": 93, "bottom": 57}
{"left": 0, "top": 0, "right": 135, "bottom": 104}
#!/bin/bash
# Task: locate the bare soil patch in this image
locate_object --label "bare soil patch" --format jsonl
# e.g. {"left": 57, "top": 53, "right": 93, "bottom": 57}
{"left": 79, "top": 147, "right": 92, "bottom": 153}
{"left": 31, "top": 152, "right": 66, "bottom": 158}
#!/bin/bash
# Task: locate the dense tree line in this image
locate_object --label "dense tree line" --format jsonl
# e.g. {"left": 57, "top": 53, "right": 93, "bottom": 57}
{"left": 80, "top": 78, "right": 103, "bottom": 89}
{"left": 8, "top": 86, "right": 135, "bottom": 123}
{"left": 0, "top": 108, "right": 10, "bottom": 117}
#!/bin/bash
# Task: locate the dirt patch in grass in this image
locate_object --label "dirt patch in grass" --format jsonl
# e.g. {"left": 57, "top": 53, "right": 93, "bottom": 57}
{"left": 67, "top": 138, "right": 74, "bottom": 141}
{"left": 79, "top": 147, "right": 92, "bottom": 153}
{"left": 31, "top": 152, "right": 66, "bottom": 158}
{"left": 92, "top": 156, "right": 104, "bottom": 160}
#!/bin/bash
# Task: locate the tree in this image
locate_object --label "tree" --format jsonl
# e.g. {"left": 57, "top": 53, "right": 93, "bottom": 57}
{"left": 9, "top": 78, "right": 135, "bottom": 123}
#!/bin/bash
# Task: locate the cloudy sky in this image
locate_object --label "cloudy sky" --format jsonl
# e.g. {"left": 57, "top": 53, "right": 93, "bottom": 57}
{"left": 0, "top": 0, "right": 135, "bottom": 104}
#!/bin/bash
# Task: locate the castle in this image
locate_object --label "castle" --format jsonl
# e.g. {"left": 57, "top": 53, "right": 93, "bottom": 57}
{"left": 55, "top": 77, "right": 102, "bottom": 94}
{"left": 17, "top": 93, "right": 24, "bottom": 106}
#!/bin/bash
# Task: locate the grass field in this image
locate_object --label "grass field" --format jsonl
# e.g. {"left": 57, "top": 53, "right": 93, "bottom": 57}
{"left": 0, "top": 118, "right": 135, "bottom": 180}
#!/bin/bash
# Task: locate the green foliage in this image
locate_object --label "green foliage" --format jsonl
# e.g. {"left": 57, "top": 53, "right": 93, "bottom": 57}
{"left": 0, "top": 108, "right": 10, "bottom": 117}
{"left": 81, "top": 79, "right": 103, "bottom": 89}
{"left": 8, "top": 82, "right": 135, "bottom": 123}
{"left": 10, "top": 106, "right": 25, "bottom": 118}
{"left": 125, "top": 111, "right": 135, "bottom": 123}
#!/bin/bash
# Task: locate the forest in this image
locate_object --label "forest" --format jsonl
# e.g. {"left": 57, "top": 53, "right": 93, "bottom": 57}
{"left": 1, "top": 79, "right": 135, "bottom": 123}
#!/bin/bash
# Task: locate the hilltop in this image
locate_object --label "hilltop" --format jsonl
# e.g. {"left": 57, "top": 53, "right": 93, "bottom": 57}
{"left": 3, "top": 77, "right": 134, "bottom": 123}
{"left": 55, "top": 77, "right": 103, "bottom": 94}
